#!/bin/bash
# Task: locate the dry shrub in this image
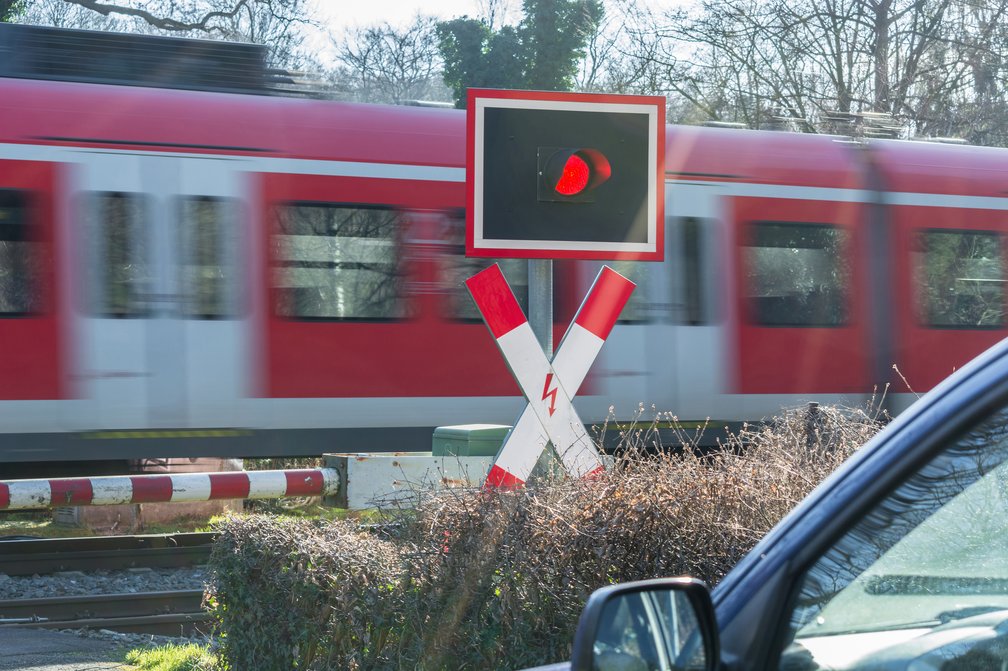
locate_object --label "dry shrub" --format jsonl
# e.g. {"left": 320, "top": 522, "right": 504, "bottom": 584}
{"left": 206, "top": 403, "right": 883, "bottom": 670}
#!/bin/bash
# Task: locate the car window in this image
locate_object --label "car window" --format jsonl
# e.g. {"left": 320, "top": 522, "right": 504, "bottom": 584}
{"left": 777, "top": 406, "right": 1008, "bottom": 670}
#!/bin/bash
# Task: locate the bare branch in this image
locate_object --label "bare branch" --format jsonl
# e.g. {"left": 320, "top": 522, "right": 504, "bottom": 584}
{"left": 64, "top": 0, "right": 251, "bottom": 33}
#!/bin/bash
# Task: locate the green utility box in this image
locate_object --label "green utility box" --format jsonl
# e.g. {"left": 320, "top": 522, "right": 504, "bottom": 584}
{"left": 432, "top": 424, "right": 511, "bottom": 457}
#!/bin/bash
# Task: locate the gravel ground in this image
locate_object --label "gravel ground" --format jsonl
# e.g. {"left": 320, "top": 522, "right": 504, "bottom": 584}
{"left": 54, "top": 625, "right": 211, "bottom": 651}
{"left": 0, "top": 566, "right": 208, "bottom": 600}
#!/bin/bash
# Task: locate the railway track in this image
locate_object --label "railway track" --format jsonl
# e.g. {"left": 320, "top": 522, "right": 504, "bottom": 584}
{"left": 0, "top": 532, "right": 215, "bottom": 576}
{"left": 0, "top": 532, "right": 214, "bottom": 636}
{"left": 0, "top": 590, "right": 209, "bottom": 636}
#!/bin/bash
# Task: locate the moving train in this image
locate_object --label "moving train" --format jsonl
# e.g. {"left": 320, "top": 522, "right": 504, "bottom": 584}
{"left": 1, "top": 24, "right": 1006, "bottom": 467}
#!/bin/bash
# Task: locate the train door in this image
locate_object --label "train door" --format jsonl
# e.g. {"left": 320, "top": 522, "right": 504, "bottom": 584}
{"left": 76, "top": 152, "right": 246, "bottom": 430}
{"left": 581, "top": 181, "right": 725, "bottom": 431}
{"left": 76, "top": 152, "right": 153, "bottom": 429}
{"left": 173, "top": 157, "right": 247, "bottom": 427}
{"left": 661, "top": 183, "right": 726, "bottom": 425}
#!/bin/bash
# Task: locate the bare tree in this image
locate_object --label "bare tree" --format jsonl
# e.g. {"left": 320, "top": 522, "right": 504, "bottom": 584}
{"left": 19, "top": 0, "right": 120, "bottom": 30}
{"left": 909, "top": 0, "right": 1008, "bottom": 144}
{"left": 628, "top": 0, "right": 1008, "bottom": 144}
{"left": 576, "top": 0, "right": 645, "bottom": 93}
{"left": 56, "top": 0, "right": 259, "bottom": 31}
{"left": 475, "top": 0, "right": 521, "bottom": 30}
{"left": 20, "top": 0, "right": 313, "bottom": 69}
{"left": 331, "top": 15, "right": 450, "bottom": 105}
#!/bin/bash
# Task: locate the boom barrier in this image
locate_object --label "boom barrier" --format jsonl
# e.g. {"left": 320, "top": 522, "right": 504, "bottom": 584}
{"left": 0, "top": 468, "right": 339, "bottom": 511}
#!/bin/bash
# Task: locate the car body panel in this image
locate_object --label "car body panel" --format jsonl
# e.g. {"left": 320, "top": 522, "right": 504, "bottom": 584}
{"left": 713, "top": 336, "right": 1008, "bottom": 668}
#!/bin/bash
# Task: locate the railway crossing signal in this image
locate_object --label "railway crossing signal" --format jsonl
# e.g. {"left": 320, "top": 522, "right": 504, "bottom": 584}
{"left": 466, "top": 264, "right": 635, "bottom": 487}
{"left": 465, "top": 89, "right": 659, "bottom": 485}
{"left": 466, "top": 88, "right": 665, "bottom": 261}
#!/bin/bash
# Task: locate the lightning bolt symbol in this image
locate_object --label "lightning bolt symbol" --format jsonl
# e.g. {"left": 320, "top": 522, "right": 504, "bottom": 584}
{"left": 542, "top": 372, "right": 558, "bottom": 417}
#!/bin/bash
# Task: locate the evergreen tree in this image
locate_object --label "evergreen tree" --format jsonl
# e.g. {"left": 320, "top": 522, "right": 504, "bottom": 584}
{"left": 1, "top": 0, "right": 25, "bottom": 22}
{"left": 437, "top": 0, "right": 603, "bottom": 108}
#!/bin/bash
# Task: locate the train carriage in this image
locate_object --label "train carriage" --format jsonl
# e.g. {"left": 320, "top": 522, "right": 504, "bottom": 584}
{"left": 2, "top": 24, "right": 1007, "bottom": 467}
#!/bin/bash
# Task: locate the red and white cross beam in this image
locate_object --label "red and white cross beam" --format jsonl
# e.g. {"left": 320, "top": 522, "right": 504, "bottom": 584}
{"left": 0, "top": 468, "right": 338, "bottom": 511}
{"left": 465, "top": 264, "right": 635, "bottom": 488}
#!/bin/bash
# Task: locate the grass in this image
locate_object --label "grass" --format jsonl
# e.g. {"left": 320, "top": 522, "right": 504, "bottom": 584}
{"left": 0, "top": 510, "right": 218, "bottom": 539}
{"left": 0, "top": 499, "right": 375, "bottom": 539}
{"left": 124, "top": 643, "right": 215, "bottom": 671}
{"left": 0, "top": 512, "right": 98, "bottom": 539}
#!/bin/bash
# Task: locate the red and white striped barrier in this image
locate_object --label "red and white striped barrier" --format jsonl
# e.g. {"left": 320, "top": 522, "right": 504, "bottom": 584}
{"left": 466, "top": 264, "right": 635, "bottom": 488}
{"left": 0, "top": 468, "right": 338, "bottom": 510}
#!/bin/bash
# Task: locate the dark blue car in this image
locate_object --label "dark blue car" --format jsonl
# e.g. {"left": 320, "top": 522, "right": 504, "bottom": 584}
{"left": 533, "top": 338, "right": 1008, "bottom": 671}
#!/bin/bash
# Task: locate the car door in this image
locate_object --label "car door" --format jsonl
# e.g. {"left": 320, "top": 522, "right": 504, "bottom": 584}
{"left": 776, "top": 416, "right": 1008, "bottom": 669}
{"left": 713, "top": 339, "right": 1008, "bottom": 670}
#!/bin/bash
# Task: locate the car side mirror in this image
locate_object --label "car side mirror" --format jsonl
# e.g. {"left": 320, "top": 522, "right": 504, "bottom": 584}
{"left": 570, "top": 577, "right": 719, "bottom": 671}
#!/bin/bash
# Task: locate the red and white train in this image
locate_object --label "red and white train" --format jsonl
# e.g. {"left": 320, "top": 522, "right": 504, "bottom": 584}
{"left": 2, "top": 26, "right": 1006, "bottom": 468}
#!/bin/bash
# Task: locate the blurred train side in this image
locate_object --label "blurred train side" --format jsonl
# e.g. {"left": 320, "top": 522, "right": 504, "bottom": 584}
{"left": 2, "top": 74, "right": 1007, "bottom": 466}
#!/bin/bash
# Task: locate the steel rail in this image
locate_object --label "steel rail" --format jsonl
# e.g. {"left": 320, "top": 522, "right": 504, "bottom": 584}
{"left": 0, "top": 532, "right": 215, "bottom": 576}
{"left": 0, "top": 590, "right": 209, "bottom": 636}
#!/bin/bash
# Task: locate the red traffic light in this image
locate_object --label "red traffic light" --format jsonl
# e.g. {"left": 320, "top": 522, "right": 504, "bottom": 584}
{"left": 538, "top": 147, "right": 612, "bottom": 202}
{"left": 555, "top": 153, "right": 590, "bottom": 195}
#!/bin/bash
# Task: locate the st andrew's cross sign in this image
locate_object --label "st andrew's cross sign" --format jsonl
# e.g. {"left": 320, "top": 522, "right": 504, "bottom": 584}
{"left": 466, "top": 264, "right": 635, "bottom": 487}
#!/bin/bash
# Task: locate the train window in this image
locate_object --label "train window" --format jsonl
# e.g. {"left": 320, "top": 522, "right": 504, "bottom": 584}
{"left": 179, "top": 197, "right": 237, "bottom": 319}
{"left": 682, "top": 217, "right": 706, "bottom": 325}
{"left": 272, "top": 204, "right": 409, "bottom": 320}
{"left": 0, "top": 190, "right": 37, "bottom": 315}
{"left": 915, "top": 229, "right": 1005, "bottom": 328}
{"left": 745, "top": 222, "right": 849, "bottom": 327}
{"left": 439, "top": 214, "right": 529, "bottom": 320}
{"left": 89, "top": 192, "right": 149, "bottom": 318}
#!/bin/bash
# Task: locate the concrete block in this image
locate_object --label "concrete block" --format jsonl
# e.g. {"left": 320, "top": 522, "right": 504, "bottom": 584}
{"left": 432, "top": 424, "right": 511, "bottom": 457}
{"left": 324, "top": 452, "right": 493, "bottom": 509}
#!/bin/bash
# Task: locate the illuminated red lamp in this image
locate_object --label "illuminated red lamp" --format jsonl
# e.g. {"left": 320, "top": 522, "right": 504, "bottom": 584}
{"left": 555, "top": 153, "right": 590, "bottom": 195}
{"left": 538, "top": 147, "right": 612, "bottom": 202}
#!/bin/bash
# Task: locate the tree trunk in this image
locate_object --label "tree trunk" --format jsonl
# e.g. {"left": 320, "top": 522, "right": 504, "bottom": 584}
{"left": 873, "top": 0, "right": 892, "bottom": 112}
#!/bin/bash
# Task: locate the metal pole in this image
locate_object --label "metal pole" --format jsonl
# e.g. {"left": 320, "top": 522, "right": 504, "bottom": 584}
{"left": 528, "top": 258, "right": 553, "bottom": 357}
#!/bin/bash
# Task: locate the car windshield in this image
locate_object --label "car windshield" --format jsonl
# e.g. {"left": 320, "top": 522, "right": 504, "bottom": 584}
{"left": 780, "top": 406, "right": 1008, "bottom": 669}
